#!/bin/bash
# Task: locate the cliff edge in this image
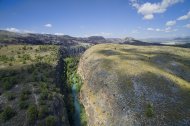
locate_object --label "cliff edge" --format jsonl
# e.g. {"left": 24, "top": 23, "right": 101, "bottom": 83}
{"left": 78, "top": 44, "right": 190, "bottom": 126}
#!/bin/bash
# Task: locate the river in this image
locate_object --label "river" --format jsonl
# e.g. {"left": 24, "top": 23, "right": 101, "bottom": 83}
{"left": 72, "top": 77, "right": 81, "bottom": 126}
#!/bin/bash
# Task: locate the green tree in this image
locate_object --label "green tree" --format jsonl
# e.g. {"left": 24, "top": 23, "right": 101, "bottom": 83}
{"left": 27, "top": 105, "right": 38, "bottom": 124}
{"left": 45, "top": 115, "right": 56, "bottom": 126}
{"left": 0, "top": 106, "right": 16, "bottom": 122}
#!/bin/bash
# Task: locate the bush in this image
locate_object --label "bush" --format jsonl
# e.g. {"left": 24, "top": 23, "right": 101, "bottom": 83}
{"left": 45, "top": 115, "right": 56, "bottom": 126}
{"left": 22, "top": 89, "right": 31, "bottom": 95}
{"left": 22, "top": 54, "right": 31, "bottom": 60}
{"left": 9, "top": 63, "right": 13, "bottom": 66}
{"left": 2, "top": 77, "right": 18, "bottom": 90}
{"left": 23, "top": 60, "right": 26, "bottom": 64}
{"left": 40, "top": 91, "right": 49, "bottom": 100}
{"left": 22, "top": 46, "right": 27, "bottom": 50}
{"left": 39, "top": 100, "right": 46, "bottom": 105}
{"left": 146, "top": 103, "right": 154, "bottom": 117}
{"left": 27, "top": 105, "right": 38, "bottom": 124}
{"left": 20, "top": 93, "right": 28, "bottom": 101}
{"left": 17, "top": 51, "right": 21, "bottom": 54}
{"left": 20, "top": 89, "right": 31, "bottom": 101}
{"left": 6, "top": 92, "right": 16, "bottom": 101}
{"left": 9, "top": 56, "right": 15, "bottom": 61}
{"left": 19, "top": 101, "right": 29, "bottom": 109}
{"left": 38, "top": 105, "right": 49, "bottom": 119}
{"left": 80, "top": 104, "right": 87, "bottom": 126}
{"left": 0, "top": 106, "right": 16, "bottom": 122}
{"left": 2, "top": 81, "right": 13, "bottom": 90}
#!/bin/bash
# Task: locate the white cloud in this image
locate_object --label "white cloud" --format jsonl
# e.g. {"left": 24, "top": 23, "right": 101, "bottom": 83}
{"left": 131, "top": 30, "right": 139, "bottom": 34}
{"left": 165, "top": 27, "right": 171, "bottom": 31}
{"left": 177, "top": 11, "right": 190, "bottom": 20}
{"left": 22, "top": 30, "right": 35, "bottom": 33}
{"left": 5, "top": 28, "right": 20, "bottom": 32}
{"left": 143, "top": 14, "right": 154, "bottom": 20}
{"left": 83, "top": 32, "right": 113, "bottom": 37}
{"left": 54, "top": 33, "right": 64, "bottom": 36}
{"left": 165, "top": 27, "right": 172, "bottom": 32}
{"left": 5, "top": 25, "right": 53, "bottom": 33}
{"left": 147, "top": 27, "right": 177, "bottom": 32}
{"left": 130, "top": 0, "right": 183, "bottom": 20}
{"left": 156, "top": 28, "right": 162, "bottom": 32}
{"left": 147, "top": 28, "right": 154, "bottom": 31}
{"left": 100, "top": 32, "right": 112, "bottom": 36}
{"left": 166, "top": 20, "right": 176, "bottom": 26}
{"left": 164, "top": 27, "right": 177, "bottom": 32}
{"left": 5, "top": 28, "right": 35, "bottom": 33}
{"left": 185, "top": 24, "right": 190, "bottom": 28}
{"left": 44, "top": 23, "right": 52, "bottom": 28}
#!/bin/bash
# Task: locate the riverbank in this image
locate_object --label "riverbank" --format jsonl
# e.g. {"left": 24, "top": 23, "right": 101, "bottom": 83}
{"left": 65, "top": 56, "right": 87, "bottom": 126}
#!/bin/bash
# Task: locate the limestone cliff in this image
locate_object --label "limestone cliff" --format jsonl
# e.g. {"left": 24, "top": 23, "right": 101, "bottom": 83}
{"left": 78, "top": 44, "right": 190, "bottom": 126}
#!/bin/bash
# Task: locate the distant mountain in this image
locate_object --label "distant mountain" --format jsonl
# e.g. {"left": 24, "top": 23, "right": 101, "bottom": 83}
{"left": 106, "top": 38, "right": 123, "bottom": 43}
{"left": 87, "top": 36, "right": 106, "bottom": 41}
{"left": 0, "top": 30, "right": 81, "bottom": 45}
{"left": 173, "top": 36, "right": 190, "bottom": 43}
{"left": 142, "top": 36, "right": 190, "bottom": 45}
{"left": 122, "top": 37, "right": 162, "bottom": 46}
{"left": 0, "top": 30, "right": 108, "bottom": 45}
{"left": 0, "top": 30, "right": 164, "bottom": 46}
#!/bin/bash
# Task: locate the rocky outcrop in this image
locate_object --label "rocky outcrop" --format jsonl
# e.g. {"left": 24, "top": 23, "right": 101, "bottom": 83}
{"left": 78, "top": 44, "right": 190, "bottom": 126}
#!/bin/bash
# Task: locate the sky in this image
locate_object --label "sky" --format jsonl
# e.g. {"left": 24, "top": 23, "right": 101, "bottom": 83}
{"left": 0, "top": 0, "right": 190, "bottom": 38}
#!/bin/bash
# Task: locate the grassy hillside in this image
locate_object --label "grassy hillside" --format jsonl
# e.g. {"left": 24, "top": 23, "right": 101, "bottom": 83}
{"left": 0, "top": 45, "right": 69, "bottom": 125}
{"left": 78, "top": 44, "right": 190, "bottom": 125}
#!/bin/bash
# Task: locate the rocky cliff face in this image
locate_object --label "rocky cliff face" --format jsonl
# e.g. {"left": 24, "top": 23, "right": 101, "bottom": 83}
{"left": 77, "top": 44, "right": 190, "bottom": 126}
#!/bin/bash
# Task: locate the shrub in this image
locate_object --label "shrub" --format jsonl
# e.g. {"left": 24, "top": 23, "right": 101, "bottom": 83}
{"left": 39, "top": 100, "right": 46, "bottom": 105}
{"left": 9, "top": 56, "right": 15, "bottom": 61}
{"left": 27, "top": 105, "right": 38, "bottom": 124}
{"left": 39, "top": 91, "right": 48, "bottom": 100}
{"left": 19, "top": 101, "right": 29, "bottom": 109}
{"left": 23, "top": 60, "right": 26, "bottom": 64}
{"left": 145, "top": 103, "right": 154, "bottom": 117}
{"left": 22, "top": 54, "right": 31, "bottom": 60}
{"left": 20, "top": 93, "right": 28, "bottom": 101}
{"left": 22, "top": 46, "right": 27, "bottom": 50}
{"left": 6, "top": 92, "right": 16, "bottom": 101}
{"left": 22, "top": 89, "right": 31, "bottom": 95}
{"left": 2, "top": 81, "right": 13, "bottom": 90}
{"left": 0, "top": 55, "right": 8, "bottom": 62}
{"left": 80, "top": 104, "right": 87, "bottom": 126}
{"left": 0, "top": 106, "right": 16, "bottom": 122}
{"left": 45, "top": 115, "right": 56, "bottom": 126}
{"left": 38, "top": 105, "right": 49, "bottom": 119}
{"left": 9, "top": 63, "right": 13, "bottom": 66}
{"left": 20, "top": 89, "right": 31, "bottom": 101}
{"left": 17, "top": 51, "right": 21, "bottom": 54}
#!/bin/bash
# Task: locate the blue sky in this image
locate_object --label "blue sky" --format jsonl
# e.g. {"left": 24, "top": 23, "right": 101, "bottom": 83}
{"left": 0, "top": 0, "right": 190, "bottom": 38}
